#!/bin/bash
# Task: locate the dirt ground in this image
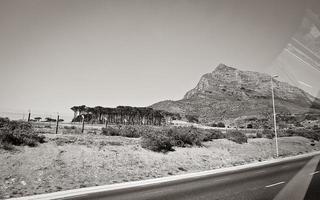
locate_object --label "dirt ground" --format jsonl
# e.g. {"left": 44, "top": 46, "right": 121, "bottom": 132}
{"left": 1, "top": 134, "right": 319, "bottom": 199}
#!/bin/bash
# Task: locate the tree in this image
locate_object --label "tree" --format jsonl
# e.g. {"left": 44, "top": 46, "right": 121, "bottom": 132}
{"left": 45, "top": 117, "right": 56, "bottom": 122}
{"left": 34, "top": 117, "right": 42, "bottom": 122}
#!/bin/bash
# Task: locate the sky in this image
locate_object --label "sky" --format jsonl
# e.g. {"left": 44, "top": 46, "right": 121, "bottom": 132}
{"left": 0, "top": 0, "right": 320, "bottom": 120}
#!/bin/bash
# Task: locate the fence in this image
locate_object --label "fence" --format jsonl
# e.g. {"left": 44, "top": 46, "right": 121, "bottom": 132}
{"left": 0, "top": 110, "right": 96, "bottom": 134}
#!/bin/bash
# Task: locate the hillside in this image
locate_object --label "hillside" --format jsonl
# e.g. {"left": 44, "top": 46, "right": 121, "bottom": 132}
{"left": 151, "top": 64, "right": 320, "bottom": 123}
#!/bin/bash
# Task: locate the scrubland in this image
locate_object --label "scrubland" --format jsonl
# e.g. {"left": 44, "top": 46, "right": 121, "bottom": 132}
{"left": 1, "top": 118, "right": 320, "bottom": 199}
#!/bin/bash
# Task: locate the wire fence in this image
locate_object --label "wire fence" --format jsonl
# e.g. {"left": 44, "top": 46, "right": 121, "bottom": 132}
{"left": 0, "top": 110, "right": 105, "bottom": 134}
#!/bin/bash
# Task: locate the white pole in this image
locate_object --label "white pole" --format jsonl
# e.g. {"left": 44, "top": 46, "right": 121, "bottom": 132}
{"left": 271, "top": 75, "right": 279, "bottom": 157}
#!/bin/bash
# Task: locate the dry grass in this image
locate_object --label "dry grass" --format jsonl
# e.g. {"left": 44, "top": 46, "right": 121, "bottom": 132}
{"left": 0, "top": 134, "right": 319, "bottom": 199}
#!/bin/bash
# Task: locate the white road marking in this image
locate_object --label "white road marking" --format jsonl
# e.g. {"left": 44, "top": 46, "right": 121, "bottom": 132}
{"left": 273, "top": 156, "right": 320, "bottom": 200}
{"left": 309, "top": 171, "right": 319, "bottom": 176}
{"left": 214, "top": 177, "right": 230, "bottom": 182}
{"left": 265, "top": 181, "right": 285, "bottom": 188}
{"left": 254, "top": 170, "right": 266, "bottom": 174}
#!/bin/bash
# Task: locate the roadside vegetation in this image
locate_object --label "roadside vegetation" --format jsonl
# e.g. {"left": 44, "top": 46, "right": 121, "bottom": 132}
{"left": 280, "top": 126, "right": 320, "bottom": 141}
{"left": 101, "top": 125, "right": 247, "bottom": 152}
{"left": 1, "top": 120, "right": 319, "bottom": 198}
{"left": 0, "top": 117, "right": 45, "bottom": 150}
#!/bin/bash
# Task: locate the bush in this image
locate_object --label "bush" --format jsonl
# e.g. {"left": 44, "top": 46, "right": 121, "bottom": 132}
{"left": 202, "top": 129, "right": 225, "bottom": 141}
{"left": 62, "top": 127, "right": 83, "bottom": 135}
{"left": 262, "top": 129, "right": 274, "bottom": 139}
{"left": 101, "top": 125, "right": 142, "bottom": 138}
{"left": 167, "top": 127, "right": 203, "bottom": 147}
{"left": 305, "top": 115, "right": 317, "bottom": 121}
{"left": 185, "top": 115, "right": 199, "bottom": 123}
{"left": 101, "top": 126, "right": 121, "bottom": 136}
{"left": 64, "top": 126, "right": 76, "bottom": 129}
{"left": 140, "top": 126, "right": 225, "bottom": 152}
{"left": 256, "top": 132, "right": 263, "bottom": 138}
{"left": 225, "top": 131, "right": 248, "bottom": 144}
{"left": 101, "top": 125, "right": 247, "bottom": 152}
{"left": 141, "top": 130, "right": 174, "bottom": 152}
{"left": 208, "top": 123, "right": 217, "bottom": 127}
{"left": 0, "top": 117, "right": 45, "bottom": 149}
{"left": 284, "top": 128, "right": 320, "bottom": 141}
{"left": 217, "top": 122, "right": 225, "bottom": 128}
{"left": 120, "top": 126, "right": 141, "bottom": 138}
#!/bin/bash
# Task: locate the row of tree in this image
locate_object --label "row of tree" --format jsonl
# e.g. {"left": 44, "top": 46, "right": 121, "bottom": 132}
{"left": 29, "top": 117, "right": 64, "bottom": 122}
{"left": 71, "top": 105, "right": 181, "bottom": 126}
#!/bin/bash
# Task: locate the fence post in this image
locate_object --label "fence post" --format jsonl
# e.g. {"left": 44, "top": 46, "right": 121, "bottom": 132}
{"left": 27, "top": 110, "right": 31, "bottom": 122}
{"left": 56, "top": 114, "right": 59, "bottom": 134}
{"left": 81, "top": 115, "right": 85, "bottom": 133}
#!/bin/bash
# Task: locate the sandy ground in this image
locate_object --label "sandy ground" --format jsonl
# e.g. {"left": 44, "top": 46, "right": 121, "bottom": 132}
{"left": 0, "top": 134, "right": 319, "bottom": 199}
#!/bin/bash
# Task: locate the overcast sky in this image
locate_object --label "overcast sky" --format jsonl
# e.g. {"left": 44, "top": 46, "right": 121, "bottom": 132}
{"left": 0, "top": 0, "right": 319, "bottom": 118}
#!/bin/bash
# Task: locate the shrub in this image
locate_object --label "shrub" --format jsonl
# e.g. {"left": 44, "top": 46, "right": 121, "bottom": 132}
{"left": 247, "top": 124, "right": 253, "bottom": 129}
{"left": 62, "top": 127, "right": 83, "bottom": 135}
{"left": 284, "top": 128, "right": 320, "bottom": 141}
{"left": 209, "top": 123, "right": 217, "bottom": 127}
{"left": 294, "top": 122, "right": 303, "bottom": 127}
{"left": 101, "top": 125, "right": 142, "bottom": 138}
{"left": 217, "top": 122, "right": 225, "bottom": 128}
{"left": 101, "top": 126, "right": 121, "bottom": 136}
{"left": 225, "top": 131, "right": 248, "bottom": 144}
{"left": 64, "top": 126, "right": 76, "bottom": 129}
{"left": 120, "top": 126, "right": 141, "bottom": 138}
{"left": 167, "top": 127, "right": 203, "bottom": 147}
{"left": 262, "top": 129, "right": 274, "bottom": 139}
{"left": 185, "top": 115, "right": 199, "bottom": 123}
{"left": 305, "top": 115, "right": 317, "bottom": 121}
{"left": 0, "top": 117, "right": 45, "bottom": 149}
{"left": 140, "top": 126, "right": 226, "bottom": 152}
{"left": 247, "top": 134, "right": 256, "bottom": 139}
{"left": 141, "top": 130, "right": 174, "bottom": 152}
{"left": 202, "top": 129, "right": 225, "bottom": 141}
{"left": 256, "top": 132, "right": 263, "bottom": 138}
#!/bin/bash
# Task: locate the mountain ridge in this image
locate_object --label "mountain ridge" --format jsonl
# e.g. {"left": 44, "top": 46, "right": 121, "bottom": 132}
{"left": 150, "top": 64, "right": 320, "bottom": 123}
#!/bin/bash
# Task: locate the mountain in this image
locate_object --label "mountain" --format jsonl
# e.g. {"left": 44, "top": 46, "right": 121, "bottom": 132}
{"left": 150, "top": 64, "right": 320, "bottom": 123}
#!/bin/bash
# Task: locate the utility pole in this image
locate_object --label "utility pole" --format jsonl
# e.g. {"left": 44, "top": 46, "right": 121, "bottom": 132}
{"left": 56, "top": 113, "right": 59, "bottom": 134}
{"left": 271, "top": 75, "right": 279, "bottom": 157}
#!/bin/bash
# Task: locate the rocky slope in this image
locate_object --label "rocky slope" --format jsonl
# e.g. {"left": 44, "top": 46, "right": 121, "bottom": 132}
{"left": 151, "top": 64, "right": 320, "bottom": 123}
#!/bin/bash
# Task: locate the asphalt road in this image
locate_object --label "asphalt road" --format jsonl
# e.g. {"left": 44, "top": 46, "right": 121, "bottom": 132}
{"left": 59, "top": 155, "right": 320, "bottom": 200}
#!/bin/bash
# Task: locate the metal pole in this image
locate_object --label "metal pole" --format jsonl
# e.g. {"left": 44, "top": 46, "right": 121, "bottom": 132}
{"left": 271, "top": 76, "right": 279, "bottom": 157}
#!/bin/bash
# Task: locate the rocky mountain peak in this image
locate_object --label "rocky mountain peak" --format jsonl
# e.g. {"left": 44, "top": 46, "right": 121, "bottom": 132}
{"left": 214, "top": 63, "right": 237, "bottom": 72}
{"left": 151, "top": 64, "right": 320, "bottom": 122}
